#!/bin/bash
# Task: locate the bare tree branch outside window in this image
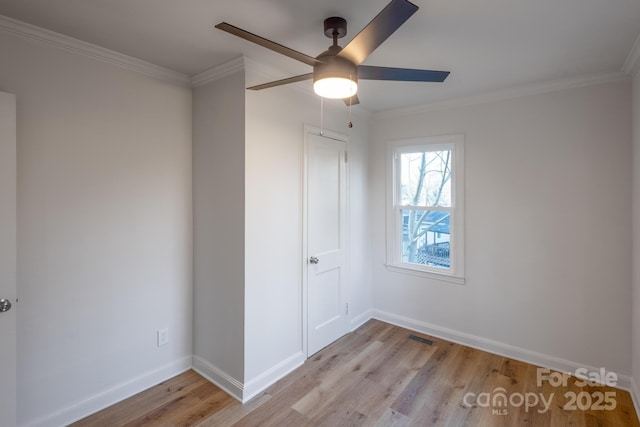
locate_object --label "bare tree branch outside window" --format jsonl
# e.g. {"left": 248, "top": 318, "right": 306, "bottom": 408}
{"left": 400, "top": 150, "right": 452, "bottom": 266}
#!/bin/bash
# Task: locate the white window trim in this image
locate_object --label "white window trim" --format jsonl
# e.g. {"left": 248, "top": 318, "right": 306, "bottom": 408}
{"left": 385, "top": 134, "right": 465, "bottom": 284}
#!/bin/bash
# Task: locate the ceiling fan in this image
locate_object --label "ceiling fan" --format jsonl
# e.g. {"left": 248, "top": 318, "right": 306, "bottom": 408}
{"left": 215, "top": 0, "right": 450, "bottom": 105}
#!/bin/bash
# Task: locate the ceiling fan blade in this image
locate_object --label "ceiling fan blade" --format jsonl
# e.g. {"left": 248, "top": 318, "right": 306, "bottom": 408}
{"left": 247, "top": 73, "right": 314, "bottom": 90}
{"left": 338, "top": 0, "right": 418, "bottom": 66}
{"left": 216, "top": 22, "right": 321, "bottom": 67}
{"left": 343, "top": 95, "right": 360, "bottom": 106}
{"left": 358, "top": 65, "right": 450, "bottom": 82}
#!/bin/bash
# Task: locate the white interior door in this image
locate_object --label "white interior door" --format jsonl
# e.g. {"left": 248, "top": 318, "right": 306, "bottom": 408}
{"left": 0, "top": 92, "right": 17, "bottom": 426}
{"left": 306, "top": 131, "right": 348, "bottom": 356}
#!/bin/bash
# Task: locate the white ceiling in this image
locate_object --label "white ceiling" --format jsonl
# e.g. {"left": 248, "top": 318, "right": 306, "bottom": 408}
{"left": 0, "top": 0, "right": 639, "bottom": 112}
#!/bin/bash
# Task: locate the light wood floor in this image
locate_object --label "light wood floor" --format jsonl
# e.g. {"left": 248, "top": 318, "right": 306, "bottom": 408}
{"left": 72, "top": 320, "right": 640, "bottom": 426}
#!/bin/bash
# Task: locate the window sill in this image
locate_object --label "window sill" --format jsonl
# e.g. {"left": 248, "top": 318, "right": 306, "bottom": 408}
{"left": 385, "top": 264, "right": 465, "bottom": 285}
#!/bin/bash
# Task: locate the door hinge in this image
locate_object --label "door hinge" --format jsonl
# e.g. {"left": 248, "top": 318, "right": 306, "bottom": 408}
{"left": 346, "top": 302, "right": 349, "bottom": 315}
{"left": 344, "top": 151, "right": 348, "bottom": 163}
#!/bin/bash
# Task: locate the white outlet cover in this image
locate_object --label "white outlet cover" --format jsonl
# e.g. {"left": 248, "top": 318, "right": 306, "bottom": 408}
{"left": 157, "top": 328, "right": 169, "bottom": 347}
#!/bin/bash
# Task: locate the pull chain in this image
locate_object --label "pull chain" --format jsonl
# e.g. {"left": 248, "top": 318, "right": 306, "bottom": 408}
{"left": 319, "top": 93, "right": 354, "bottom": 132}
{"left": 320, "top": 96, "right": 324, "bottom": 135}
{"left": 348, "top": 95, "right": 353, "bottom": 128}
{"left": 348, "top": 74, "right": 354, "bottom": 129}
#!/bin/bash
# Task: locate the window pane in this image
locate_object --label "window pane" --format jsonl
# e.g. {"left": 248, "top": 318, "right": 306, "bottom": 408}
{"left": 401, "top": 209, "right": 451, "bottom": 268}
{"left": 400, "top": 150, "right": 452, "bottom": 207}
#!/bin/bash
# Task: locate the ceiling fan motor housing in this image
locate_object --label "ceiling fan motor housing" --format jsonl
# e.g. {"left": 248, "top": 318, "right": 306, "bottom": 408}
{"left": 313, "top": 51, "right": 358, "bottom": 85}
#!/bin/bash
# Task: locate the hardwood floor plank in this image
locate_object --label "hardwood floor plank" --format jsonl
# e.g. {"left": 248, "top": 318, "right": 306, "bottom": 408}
{"left": 273, "top": 409, "right": 311, "bottom": 427}
{"left": 372, "top": 408, "right": 410, "bottom": 427}
{"left": 390, "top": 340, "right": 461, "bottom": 417}
{"left": 169, "top": 387, "right": 236, "bottom": 426}
{"left": 231, "top": 399, "right": 310, "bottom": 427}
{"left": 364, "top": 334, "right": 434, "bottom": 387}
{"left": 354, "top": 319, "right": 393, "bottom": 341}
{"left": 121, "top": 392, "right": 203, "bottom": 427}
{"left": 408, "top": 346, "right": 486, "bottom": 426}
{"left": 73, "top": 320, "right": 640, "bottom": 427}
{"left": 71, "top": 370, "right": 210, "bottom": 427}
{"left": 194, "top": 392, "right": 270, "bottom": 427}
{"left": 312, "top": 405, "right": 367, "bottom": 427}
{"left": 350, "top": 378, "right": 398, "bottom": 422}
{"left": 230, "top": 375, "right": 317, "bottom": 426}
{"left": 264, "top": 330, "right": 374, "bottom": 399}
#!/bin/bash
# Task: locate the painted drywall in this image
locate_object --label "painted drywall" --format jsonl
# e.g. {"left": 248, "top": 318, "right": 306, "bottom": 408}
{"left": 243, "top": 66, "right": 372, "bottom": 389}
{"left": 632, "top": 70, "right": 640, "bottom": 405}
{"left": 0, "top": 34, "right": 193, "bottom": 426}
{"left": 192, "top": 70, "right": 246, "bottom": 391}
{"left": 370, "top": 80, "right": 633, "bottom": 378}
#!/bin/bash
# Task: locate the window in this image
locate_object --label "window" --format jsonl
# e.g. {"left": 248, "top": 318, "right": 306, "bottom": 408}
{"left": 386, "top": 135, "right": 464, "bottom": 283}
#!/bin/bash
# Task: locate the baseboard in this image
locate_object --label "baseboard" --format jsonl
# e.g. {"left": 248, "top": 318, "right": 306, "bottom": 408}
{"left": 192, "top": 355, "right": 244, "bottom": 402}
{"left": 350, "top": 309, "right": 373, "bottom": 331}
{"left": 631, "top": 378, "right": 640, "bottom": 422}
{"left": 372, "top": 309, "right": 632, "bottom": 391}
{"left": 22, "top": 355, "right": 192, "bottom": 427}
{"left": 242, "top": 351, "right": 305, "bottom": 403}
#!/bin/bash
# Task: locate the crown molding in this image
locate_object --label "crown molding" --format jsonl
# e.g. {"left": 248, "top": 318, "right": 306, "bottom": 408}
{"left": 374, "top": 70, "right": 628, "bottom": 120}
{"left": 623, "top": 32, "right": 640, "bottom": 77}
{"left": 243, "top": 56, "right": 288, "bottom": 85}
{"left": 0, "top": 14, "right": 190, "bottom": 87}
{"left": 243, "top": 56, "right": 314, "bottom": 100}
{"left": 190, "top": 56, "right": 246, "bottom": 87}
{"left": 191, "top": 56, "right": 305, "bottom": 93}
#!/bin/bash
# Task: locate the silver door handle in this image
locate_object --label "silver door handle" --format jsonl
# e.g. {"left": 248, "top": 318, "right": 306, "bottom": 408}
{"left": 0, "top": 298, "right": 11, "bottom": 313}
{"left": 309, "top": 256, "right": 319, "bottom": 264}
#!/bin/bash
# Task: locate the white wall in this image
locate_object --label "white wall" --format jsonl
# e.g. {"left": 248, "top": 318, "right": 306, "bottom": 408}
{"left": 192, "top": 70, "right": 246, "bottom": 392}
{"left": 632, "top": 70, "right": 640, "bottom": 406}
{"left": 0, "top": 34, "right": 193, "bottom": 426}
{"left": 370, "top": 80, "right": 633, "bottom": 379}
{"left": 243, "top": 65, "right": 371, "bottom": 394}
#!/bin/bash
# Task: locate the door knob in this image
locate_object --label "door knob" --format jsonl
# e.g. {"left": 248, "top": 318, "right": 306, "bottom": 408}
{"left": 0, "top": 298, "right": 11, "bottom": 313}
{"left": 309, "top": 256, "right": 319, "bottom": 264}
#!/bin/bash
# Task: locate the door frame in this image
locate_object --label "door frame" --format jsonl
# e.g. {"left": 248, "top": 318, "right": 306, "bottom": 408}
{"left": 0, "top": 91, "right": 17, "bottom": 426}
{"left": 302, "top": 124, "right": 350, "bottom": 358}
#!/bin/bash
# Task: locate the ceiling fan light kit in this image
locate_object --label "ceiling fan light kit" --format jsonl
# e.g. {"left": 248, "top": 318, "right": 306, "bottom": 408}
{"left": 313, "top": 50, "right": 358, "bottom": 98}
{"left": 313, "top": 77, "right": 357, "bottom": 99}
{"left": 215, "top": 0, "right": 450, "bottom": 106}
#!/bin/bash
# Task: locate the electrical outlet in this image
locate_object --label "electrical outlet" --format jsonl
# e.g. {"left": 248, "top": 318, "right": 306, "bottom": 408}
{"left": 157, "top": 328, "right": 169, "bottom": 347}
